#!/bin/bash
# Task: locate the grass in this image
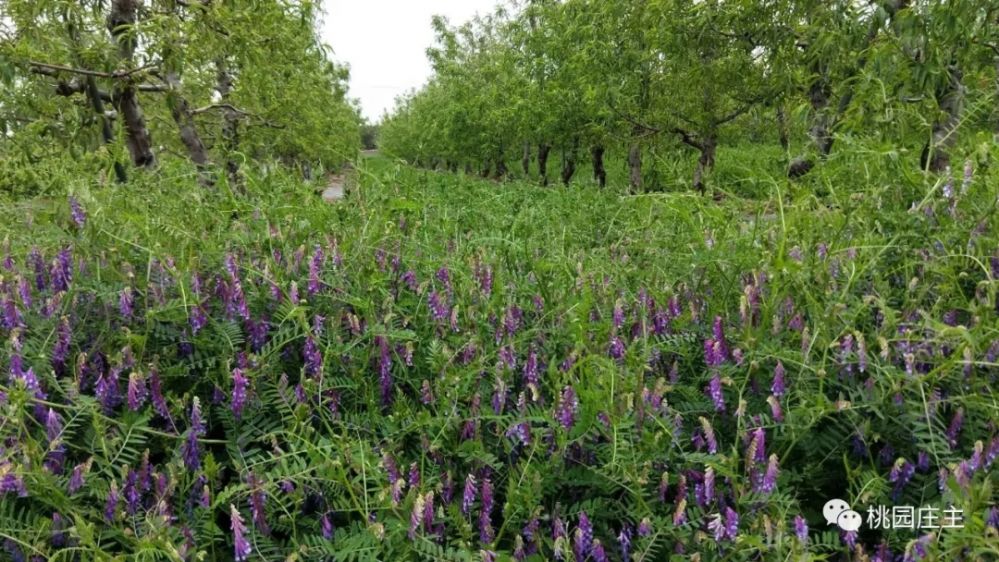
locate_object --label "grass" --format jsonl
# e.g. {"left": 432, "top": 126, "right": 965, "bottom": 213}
{"left": 0, "top": 148, "right": 997, "bottom": 561}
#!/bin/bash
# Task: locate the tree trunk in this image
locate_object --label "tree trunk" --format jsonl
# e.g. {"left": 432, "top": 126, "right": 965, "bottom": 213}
{"left": 480, "top": 162, "right": 491, "bottom": 178}
{"left": 108, "top": 0, "right": 155, "bottom": 168}
{"left": 788, "top": 74, "right": 831, "bottom": 178}
{"left": 776, "top": 104, "right": 790, "bottom": 151}
{"left": 494, "top": 158, "right": 508, "bottom": 180}
{"left": 66, "top": 16, "right": 126, "bottom": 182}
{"left": 560, "top": 136, "right": 579, "bottom": 186}
{"left": 627, "top": 136, "right": 642, "bottom": 192}
{"left": 521, "top": 142, "right": 531, "bottom": 176}
{"left": 591, "top": 145, "right": 606, "bottom": 187}
{"left": 86, "top": 75, "right": 128, "bottom": 183}
{"left": 920, "top": 64, "right": 964, "bottom": 173}
{"left": 537, "top": 143, "right": 551, "bottom": 186}
{"left": 215, "top": 62, "right": 241, "bottom": 187}
{"left": 693, "top": 137, "right": 717, "bottom": 195}
{"left": 465, "top": 162, "right": 473, "bottom": 175}
{"left": 789, "top": 2, "right": 906, "bottom": 179}
{"left": 165, "top": 73, "right": 212, "bottom": 185}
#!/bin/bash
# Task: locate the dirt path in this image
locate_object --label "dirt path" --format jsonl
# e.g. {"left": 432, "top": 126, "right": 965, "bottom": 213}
{"left": 321, "top": 175, "right": 346, "bottom": 202}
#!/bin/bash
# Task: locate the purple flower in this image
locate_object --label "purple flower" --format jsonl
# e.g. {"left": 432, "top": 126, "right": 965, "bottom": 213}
{"left": 104, "top": 481, "right": 119, "bottom": 522}
{"left": 699, "top": 417, "right": 718, "bottom": 454}
{"left": 556, "top": 386, "right": 578, "bottom": 430}
{"left": 758, "top": 454, "right": 779, "bottom": 493}
{"left": 182, "top": 399, "right": 204, "bottom": 470}
{"left": 69, "top": 196, "right": 86, "bottom": 228}
{"left": 986, "top": 507, "right": 999, "bottom": 530}
{"left": 574, "top": 512, "right": 593, "bottom": 561}
{"left": 127, "top": 371, "right": 147, "bottom": 411}
{"left": 477, "top": 264, "right": 493, "bottom": 295}
{"left": 408, "top": 462, "right": 421, "bottom": 489}
{"left": 428, "top": 291, "right": 449, "bottom": 322}
{"left": 638, "top": 517, "right": 652, "bottom": 536}
{"left": 17, "top": 276, "right": 31, "bottom": 309}
{"left": 707, "top": 512, "right": 727, "bottom": 542}
{"left": 45, "top": 408, "right": 62, "bottom": 443}
{"left": 480, "top": 477, "right": 494, "bottom": 543}
{"left": 771, "top": 361, "right": 786, "bottom": 396}
{"left": 612, "top": 301, "right": 625, "bottom": 329}
{"left": 68, "top": 462, "right": 87, "bottom": 494}
{"left": 408, "top": 493, "right": 425, "bottom": 540}
{"left": 617, "top": 526, "right": 632, "bottom": 561}
{"left": 247, "top": 318, "right": 269, "bottom": 352}
{"left": 436, "top": 266, "right": 451, "bottom": 292}
{"left": 590, "top": 540, "right": 608, "bottom": 562}
{"left": 724, "top": 507, "right": 739, "bottom": 540}
{"left": 304, "top": 336, "right": 322, "bottom": 376}
{"left": 119, "top": 287, "right": 134, "bottom": 319}
{"left": 889, "top": 458, "right": 915, "bottom": 499}
{"left": 95, "top": 368, "right": 121, "bottom": 413}
{"left": 51, "top": 317, "right": 71, "bottom": 370}
{"left": 248, "top": 473, "right": 269, "bottom": 535}
{"left": 743, "top": 428, "right": 764, "bottom": 466}
{"left": 322, "top": 513, "right": 334, "bottom": 539}
{"left": 124, "top": 469, "right": 141, "bottom": 515}
{"left": 506, "top": 422, "right": 532, "bottom": 446}
{"left": 522, "top": 348, "right": 538, "bottom": 389}
{"left": 2, "top": 297, "right": 22, "bottom": 329}
{"left": 768, "top": 395, "right": 784, "bottom": 423}
{"left": 50, "top": 249, "right": 72, "bottom": 292}
{"left": 461, "top": 473, "right": 476, "bottom": 515}
{"left": 231, "top": 367, "right": 248, "bottom": 419}
{"left": 945, "top": 408, "right": 964, "bottom": 447}
{"left": 401, "top": 270, "right": 418, "bottom": 291}
{"left": 608, "top": 336, "right": 625, "bottom": 360}
{"left": 308, "top": 245, "right": 324, "bottom": 295}
{"left": 376, "top": 336, "right": 393, "bottom": 406}
{"left": 706, "top": 373, "right": 725, "bottom": 412}
{"left": 230, "top": 504, "right": 252, "bottom": 561}
{"left": 149, "top": 369, "right": 172, "bottom": 426}
{"left": 794, "top": 515, "right": 808, "bottom": 542}
{"left": 700, "top": 467, "right": 715, "bottom": 506}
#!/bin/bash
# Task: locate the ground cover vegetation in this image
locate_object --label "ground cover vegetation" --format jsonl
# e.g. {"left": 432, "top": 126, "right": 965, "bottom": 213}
{"left": 1, "top": 1, "right": 999, "bottom": 561}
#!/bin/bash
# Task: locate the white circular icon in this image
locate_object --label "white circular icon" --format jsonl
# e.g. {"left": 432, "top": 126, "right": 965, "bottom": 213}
{"left": 823, "top": 499, "right": 851, "bottom": 526}
{"left": 836, "top": 509, "right": 862, "bottom": 532}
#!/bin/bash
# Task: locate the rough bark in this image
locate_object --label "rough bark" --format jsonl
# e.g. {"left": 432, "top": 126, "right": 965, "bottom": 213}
{"left": 920, "top": 64, "right": 964, "bottom": 173}
{"left": 627, "top": 135, "right": 642, "bottom": 192}
{"left": 693, "top": 137, "right": 717, "bottom": 195}
{"left": 215, "top": 62, "right": 241, "bottom": 186}
{"left": 494, "top": 158, "right": 508, "bottom": 180}
{"left": 537, "top": 143, "right": 551, "bottom": 186}
{"left": 776, "top": 104, "right": 790, "bottom": 151}
{"left": 788, "top": 1, "right": 907, "bottom": 178}
{"left": 108, "top": 0, "right": 155, "bottom": 168}
{"left": 788, "top": 71, "right": 832, "bottom": 178}
{"left": 86, "top": 75, "right": 128, "bottom": 183}
{"left": 560, "top": 136, "right": 579, "bottom": 186}
{"left": 164, "top": 73, "right": 212, "bottom": 185}
{"left": 591, "top": 145, "right": 606, "bottom": 187}
{"left": 66, "top": 17, "right": 127, "bottom": 182}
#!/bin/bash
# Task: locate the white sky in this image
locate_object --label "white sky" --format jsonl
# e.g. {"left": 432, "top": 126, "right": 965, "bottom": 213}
{"left": 320, "top": 0, "right": 498, "bottom": 122}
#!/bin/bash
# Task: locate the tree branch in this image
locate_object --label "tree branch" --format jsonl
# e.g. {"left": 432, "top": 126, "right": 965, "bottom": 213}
{"left": 28, "top": 60, "right": 159, "bottom": 80}
{"left": 671, "top": 127, "right": 704, "bottom": 151}
{"left": 191, "top": 103, "right": 252, "bottom": 116}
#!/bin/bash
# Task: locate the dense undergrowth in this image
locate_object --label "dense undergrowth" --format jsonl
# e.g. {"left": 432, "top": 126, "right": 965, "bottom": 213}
{"left": 1, "top": 152, "right": 998, "bottom": 561}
